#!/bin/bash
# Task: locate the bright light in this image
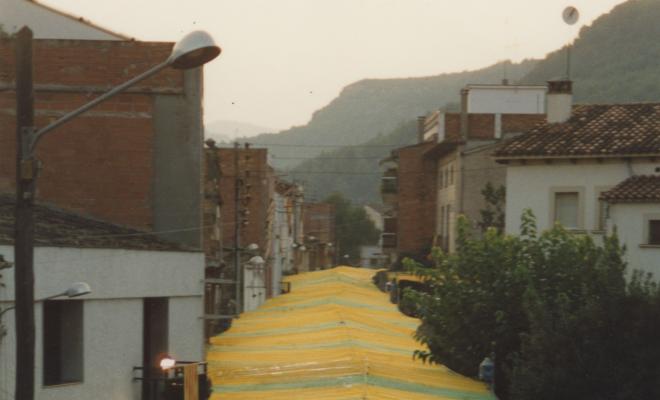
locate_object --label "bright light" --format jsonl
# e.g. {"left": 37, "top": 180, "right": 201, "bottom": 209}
{"left": 160, "top": 357, "right": 176, "bottom": 370}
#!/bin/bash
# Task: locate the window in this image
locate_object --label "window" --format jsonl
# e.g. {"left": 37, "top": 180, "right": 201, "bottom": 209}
{"left": 448, "top": 165, "right": 454, "bottom": 185}
{"left": 43, "top": 300, "right": 83, "bottom": 386}
{"left": 649, "top": 220, "right": 660, "bottom": 245}
{"left": 596, "top": 198, "right": 607, "bottom": 231}
{"left": 554, "top": 192, "right": 579, "bottom": 229}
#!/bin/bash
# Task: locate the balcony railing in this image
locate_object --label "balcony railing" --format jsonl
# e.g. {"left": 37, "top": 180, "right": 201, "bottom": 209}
{"left": 380, "top": 176, "right": 398, "bottom": 194}
{"left": 383, "top": 217, "right": 397, "bottom": 233}
{"left": 381, "top": 233, "right": 397, "bottom": 249}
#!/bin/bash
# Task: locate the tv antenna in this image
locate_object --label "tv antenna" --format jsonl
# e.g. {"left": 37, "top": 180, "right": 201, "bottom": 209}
{"left": 562, "top": 6, "right": 580, "bottom": 79}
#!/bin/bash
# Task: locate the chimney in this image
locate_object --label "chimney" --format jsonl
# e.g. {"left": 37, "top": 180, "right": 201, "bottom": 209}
{"left": 546, "top": 80, "right": 573, "bottom": 123}
{"left": 460, "top": 88, "right": 469, "bottom": 140}
{"left": 417, "top": 116, "right": 426, "bottom": 143}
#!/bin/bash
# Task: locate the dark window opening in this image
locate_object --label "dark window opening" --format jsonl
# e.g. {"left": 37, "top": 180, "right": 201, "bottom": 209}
{"left": 143, "top": 297, "right": 169, "bottom": 400}
{"left": 649, "top": 220, "right": 660, "bottom": 245}
{"left": 43, "top": 300, "right": 83, "bottom": 386}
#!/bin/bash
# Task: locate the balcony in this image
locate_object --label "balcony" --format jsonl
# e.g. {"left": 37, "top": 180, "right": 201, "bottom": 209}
{"left": 383, "top": 217, "right": 398, "bottom": 234}
{"left": 381, "top": 173, "right": 398, "bottom": 204}
{"left": 381, "top": 233, "right": 397, "bottom": 249}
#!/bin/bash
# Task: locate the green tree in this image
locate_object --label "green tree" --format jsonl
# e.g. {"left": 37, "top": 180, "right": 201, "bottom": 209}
{"left": 324, "top": 192, "right": 380, "bottom": 264}
{"left": 478, "top": 183, "right": 506, "bottom": 234}
{"left": 405, "top": 211, "right": 660, "bottom": 399}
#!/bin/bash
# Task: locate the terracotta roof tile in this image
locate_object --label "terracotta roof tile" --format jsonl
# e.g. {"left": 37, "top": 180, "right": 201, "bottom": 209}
{"left": 600, "top": 175, "right": 660, "bottom": 203}
{"left": 0, "top": 194, "right": 191, "bottom": 251}
{"left": 494, "top": 103, "right": 660, "bottom": 159}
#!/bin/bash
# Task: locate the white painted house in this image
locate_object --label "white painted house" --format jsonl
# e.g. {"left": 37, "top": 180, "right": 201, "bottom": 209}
{"left": 495, "top": 81, "right": 660, "bottom": 277}
{"left": 0, "top": 0, "right": 129, "bottom": 40}
{"left": 0, "top": 195, "right": 205, "bottom": 400}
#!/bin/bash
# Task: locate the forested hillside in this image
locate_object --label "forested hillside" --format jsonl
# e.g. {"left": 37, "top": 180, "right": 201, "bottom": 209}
{"left": 521, "top": 0, "right": 660, "bottom": 102}
{"left": 250, "top": 60, "right": 536, "bottom": 169}
{"left": 287, "top": 120, "right": 418, "bottom": 203}
{"left": 286, "top": 0, "right": 660, "bottom": 204}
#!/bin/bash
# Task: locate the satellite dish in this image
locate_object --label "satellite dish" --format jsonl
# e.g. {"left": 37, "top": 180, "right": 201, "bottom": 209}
{"left": 562, "top": 6, "right": 579, "bottom": 25}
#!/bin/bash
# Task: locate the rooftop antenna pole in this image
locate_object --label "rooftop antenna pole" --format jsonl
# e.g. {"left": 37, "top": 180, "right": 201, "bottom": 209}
{"left": 562, "top": 6, "right": 580, "bottom": 79}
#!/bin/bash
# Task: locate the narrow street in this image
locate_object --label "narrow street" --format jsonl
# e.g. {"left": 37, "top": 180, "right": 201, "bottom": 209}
{"left": 207, "top": 267, "right": 494, "bottom": 399}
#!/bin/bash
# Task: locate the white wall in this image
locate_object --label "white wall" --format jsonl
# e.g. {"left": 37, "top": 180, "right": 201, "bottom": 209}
{"left": 0, "top": 245, "right": 204, "bottom": 400}
{"left": 505, "top": 161, "right": 657, "bottom": 234}
{"left": 0, "top": 0, "right": 125, "bottom": 40}
{"left": 609, "top": 203, "right": 660, "bottom": 277}
{"left": 467, "top": 86, "right": 546, "bottom": 114}
{"left": 504, "top": 159, "right": 660, "bottom": 274}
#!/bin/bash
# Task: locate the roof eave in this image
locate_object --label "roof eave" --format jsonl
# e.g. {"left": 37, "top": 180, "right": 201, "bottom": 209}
{"left": 494, "top": 152, "right": 660, "bottom": 163}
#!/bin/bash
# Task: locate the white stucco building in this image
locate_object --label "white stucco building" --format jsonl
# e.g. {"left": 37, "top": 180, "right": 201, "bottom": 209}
{"left": 495, "top": 81, "right": 660, "bottom": 277}
{"left": 0, "top": 196, "right": 205, "bottom": 400}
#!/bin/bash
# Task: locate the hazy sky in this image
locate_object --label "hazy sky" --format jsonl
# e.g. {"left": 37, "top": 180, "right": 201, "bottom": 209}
{"left": 44, "top": 0, "right": 628, "bottom": 132}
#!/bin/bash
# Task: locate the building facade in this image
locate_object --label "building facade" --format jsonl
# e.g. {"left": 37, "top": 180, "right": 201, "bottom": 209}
{"left": 381, "top": 84, "right": 545, "bottom": 261}
{"left": 495, "top": 83, "right": 660, "bottom": 276}
{"left": 0, "top": 37, "right": 205, "bottom": 248}
{"left": 0, "top": 196, "right": 205, "bottom": 400}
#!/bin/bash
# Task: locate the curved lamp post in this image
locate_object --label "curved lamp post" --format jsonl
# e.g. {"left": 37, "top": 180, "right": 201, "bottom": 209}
{"left": 0, "top": 282, "right": 92, "bottom": 318}
{"left": 13, "top": 27, "right": 220, "bottom": 400}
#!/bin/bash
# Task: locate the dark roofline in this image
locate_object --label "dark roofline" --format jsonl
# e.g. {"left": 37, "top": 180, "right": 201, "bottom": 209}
{"left": 495, "top": 153, "right": 660, "bottom": 163}
{"left": 27, "top": 0, "right": 133, "bottom": 40}
{"left": 599, "top": 175, "right": 660, "bottom": 204}
{"left": 0, "top": 193, "right": 196, "bottom": 252}
{"left": 494, "top": 102, "right": 660, "bottom": 160}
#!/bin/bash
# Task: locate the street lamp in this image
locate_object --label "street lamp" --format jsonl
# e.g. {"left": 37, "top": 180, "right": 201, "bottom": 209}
{"left": 13, "top": 26, "right": 220, "bottom": 400}
{"left": 0, "top": 282, "right": 92, "bottom": 318}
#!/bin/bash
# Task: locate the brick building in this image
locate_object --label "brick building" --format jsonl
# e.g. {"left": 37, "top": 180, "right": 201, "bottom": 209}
{"left": 203, "top": 143, "right": 283, "bottom": 326}
{"left": 381, "top": 84, "right": 546, "bottom": 261}
{"left": 302, "top": 202, "right": 336, "bottom": 271}
{"left": 0, "top": 38, "right": 205, "bottom": 247}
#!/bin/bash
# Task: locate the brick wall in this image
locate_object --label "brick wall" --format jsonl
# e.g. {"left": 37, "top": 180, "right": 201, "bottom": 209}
{"left": 442, "top": 113, "right": 545, "bottom": 141}
{"left": 0, "top": 38, "right": 186, "bottom": 230}
{"left": 303, "top": 202, "right": 335, "bottom": 270}
{"left": 396, "top": 142, "right": 437, "bottom": 255}
{"left": 212, "top": 147, "right": 272, "bottom": 252}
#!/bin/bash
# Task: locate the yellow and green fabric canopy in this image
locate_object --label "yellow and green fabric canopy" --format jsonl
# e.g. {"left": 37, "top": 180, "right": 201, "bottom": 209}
{"left": 207, "top": 266, "right": 494, "bottom": 399}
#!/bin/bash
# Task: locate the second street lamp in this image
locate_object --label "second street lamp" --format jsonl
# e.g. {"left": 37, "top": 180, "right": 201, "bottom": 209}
{"left": 13, "top": 27, "right": 220, "bottom": 400}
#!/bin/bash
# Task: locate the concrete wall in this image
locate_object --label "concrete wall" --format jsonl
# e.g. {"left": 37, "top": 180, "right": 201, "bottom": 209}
{"left": 0, "top": 0, "right": 126, "bottom": 40}
{"left": 467, "top": 86, "right": 546, "bottom": 114}
{"left": 435, "top": 152, "right": 458, "bottom": 252}
{"left": 0, "top": 245, "right": 204, "bottom": 400}
{"left": 152, "top": 69, "right": 204, "bottom": 247}
{"left": 608, "top": 203, "right": 660, "bottom": 277}
{"left": 462, "top": 142, "right": 506, "bottom": 230}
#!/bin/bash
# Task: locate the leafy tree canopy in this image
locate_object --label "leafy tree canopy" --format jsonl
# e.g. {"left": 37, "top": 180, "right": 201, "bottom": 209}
{"left": 323, "top": 192, "right": 380, "bottom": 264}
{"left": 405, "top": 211, "right": 660, "bottom": 399}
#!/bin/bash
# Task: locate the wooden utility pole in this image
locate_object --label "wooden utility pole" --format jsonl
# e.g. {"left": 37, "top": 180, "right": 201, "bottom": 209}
{"left": 14, "top": 26, "right": 36, "bottom": 400}
{"left": 233, "top": 141, "right": 242, "bottom": 315}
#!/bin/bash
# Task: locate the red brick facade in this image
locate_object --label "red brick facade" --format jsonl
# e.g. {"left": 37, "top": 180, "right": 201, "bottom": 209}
{"left": 394, "top": 142, "right": 437, "bottom": 256}
{"left": 208, "top": 146, "right": 273, "bottom": 253}
{"left": 303, "top": 202, "right": 335, "bottom": 270}
{"left": 0, "top": 39, "right": 185, "bottom": 230}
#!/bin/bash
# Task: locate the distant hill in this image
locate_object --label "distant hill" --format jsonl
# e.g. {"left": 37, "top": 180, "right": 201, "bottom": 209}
{"left": 287, "top": 119, "right": 418, "bottom": 204}
{"left": 205, "top": 120, "right": 275, "bottom": 144}
{"left": 284, "top": 0, "right": 660, "bottom": 204}
{"left": 250, "top": 60, "right": 537, "bottom": 169}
